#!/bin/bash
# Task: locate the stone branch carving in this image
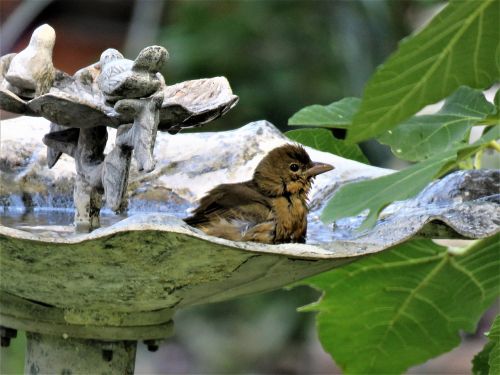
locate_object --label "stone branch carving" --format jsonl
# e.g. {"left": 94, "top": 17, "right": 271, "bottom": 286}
{"left": 0, "top": 24, "right": 238, "bottom": 231}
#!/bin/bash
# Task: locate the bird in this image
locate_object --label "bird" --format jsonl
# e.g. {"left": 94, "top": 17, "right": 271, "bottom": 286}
{"left": 184, "top": 144, "right": 334, "bottom": 244}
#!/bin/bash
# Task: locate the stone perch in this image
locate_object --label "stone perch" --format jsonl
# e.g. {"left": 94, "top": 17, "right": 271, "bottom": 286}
{"left": 0, "top": 24, "right": 238, "bottom": 231}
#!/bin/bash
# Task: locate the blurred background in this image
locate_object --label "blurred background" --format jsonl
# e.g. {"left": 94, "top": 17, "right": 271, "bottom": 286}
{"left": 1, "top": 0, "right": 496, "bottom": 373}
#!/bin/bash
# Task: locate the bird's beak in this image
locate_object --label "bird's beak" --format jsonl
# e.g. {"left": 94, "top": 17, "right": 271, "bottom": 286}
{"left": 305, "top": 162, "right": 334, "bottom": 178}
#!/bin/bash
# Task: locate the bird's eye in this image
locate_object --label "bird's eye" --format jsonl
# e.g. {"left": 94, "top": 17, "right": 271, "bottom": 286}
{"left": 289, "top": 163, "right": 300, "bottom": 172}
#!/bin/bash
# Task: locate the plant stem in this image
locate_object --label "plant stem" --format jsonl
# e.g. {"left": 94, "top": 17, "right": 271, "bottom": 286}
{"left": 488, "top": 140, "right": 500, "bottom": 152}
{"left": 480, "top": 117, "right": 500, "bottom": 126}
{"left": 458, "top": 159, "right": 473, "bottom": 170}
{"left": 474, "top": 149, "right": 483, "bottom": 169}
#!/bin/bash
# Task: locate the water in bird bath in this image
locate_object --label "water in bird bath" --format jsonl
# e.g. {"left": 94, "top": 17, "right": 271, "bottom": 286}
{"left": 0, "top": 198, "right": 191, "bottom": 237}
{"left": 1, "top": 201, "right": 337, "bottom": 244}
{"left": 1, "top": 208, "right": 118, "bottom": 236}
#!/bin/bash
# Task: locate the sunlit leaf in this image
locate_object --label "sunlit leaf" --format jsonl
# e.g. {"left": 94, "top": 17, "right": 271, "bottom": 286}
{"left": 348, "top": 0, "right": 500, "bottom": 143}
{"left": 286, "top": 128, "right": 368, "bottom": 164}
{"left": 378, "top": 87, "right": 495, "bottom": 161}
{"left": 288, "top": 97, "right": 361, "bottom": 129}
{"left": 321, "top": 151, "right": 456, "bottom": 228}
{"left": 301, "top": 236, "right": 500, "bottom": 374}
{"left": 323, "top": 124, "right": 499, "bottom": 228}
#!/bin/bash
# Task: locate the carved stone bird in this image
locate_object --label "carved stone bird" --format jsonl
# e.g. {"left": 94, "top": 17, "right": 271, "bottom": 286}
{"left": 5, "top": 24, "right": 56, "bottom": 97}
{"left": 184, "top": 144, "right": 334, "bottom": 244}
{"left": 97, "top": 46, "right": 168, "bottom": 102}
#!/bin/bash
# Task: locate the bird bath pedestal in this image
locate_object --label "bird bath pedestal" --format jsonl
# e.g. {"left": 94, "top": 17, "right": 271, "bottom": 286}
{"left": 25, "top": 334, "right": 137, "bottom": 374}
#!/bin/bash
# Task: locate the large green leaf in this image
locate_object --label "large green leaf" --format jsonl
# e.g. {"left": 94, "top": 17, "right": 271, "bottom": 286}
{"left": 301, "top": 236, "right": 500, "bottom": 374}
{"left": 286, "top": 128, "right": 369, "bottom": 164}
{"left": 473, "top": 315, "right": 500, "bottom": 375}
{"left": 348, "top": 0, "right": 500, "bottom": 143}
{"left": 288, "top": 97, "right": 361, "bottom": 129}
{"left": 323, "top": 125, "right": 499, "bottom": 228}
{"left": 321, "top": 150, "right": 456, "bottom": 228}
{"left": 378, "top": 87, "right": 495, "bottom": 161}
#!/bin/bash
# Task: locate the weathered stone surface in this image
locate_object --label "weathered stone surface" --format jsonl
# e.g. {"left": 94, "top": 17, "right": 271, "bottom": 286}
{"left": 114, "top": 93, "right": 164, "bottom": 172}
{"left": 25, "top": 332, "right": 137, "bottom": 373}
{"left": 29, "top": 90, "right": 120, "bottom": 129}
{"left": 0, "top": 215, "right": 345, "bottom": 311}
{"left": 0, "top": 86, "right": 31, "bottom": 115}
{"left": 159, "top": 77, "right": 239, "bottom": 131}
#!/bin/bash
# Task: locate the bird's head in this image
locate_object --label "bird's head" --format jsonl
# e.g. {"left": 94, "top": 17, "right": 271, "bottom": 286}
{"left": 253, "top": 144, "right": 334, "bottom": 198}
{"left": 29, "top": 24, "right": 56, "bottom": 50}
{"left": 99, "top": 48, "right": 124, "bottom": 67}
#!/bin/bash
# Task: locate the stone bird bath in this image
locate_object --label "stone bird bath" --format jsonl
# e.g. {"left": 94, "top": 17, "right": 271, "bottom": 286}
{"left": 1, "top": 117, "right": 499, "bottom": 373}
{"left": 1, "top": 25, "right": 499, "bottom": 374}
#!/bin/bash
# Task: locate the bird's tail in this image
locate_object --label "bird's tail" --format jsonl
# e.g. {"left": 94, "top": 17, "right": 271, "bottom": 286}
{"left": 190, "top": 217, "right": 249, "bottom": 242}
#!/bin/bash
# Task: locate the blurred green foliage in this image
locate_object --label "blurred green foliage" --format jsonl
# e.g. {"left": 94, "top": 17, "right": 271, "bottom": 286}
{"left": 160, "top": 0, "right": 413, "bottom": 132}
{"left": 0, "top": 332, "right": 25, "bottom": 375}
{"left": 173, "top": 287, "right": 321, "bottom": 373}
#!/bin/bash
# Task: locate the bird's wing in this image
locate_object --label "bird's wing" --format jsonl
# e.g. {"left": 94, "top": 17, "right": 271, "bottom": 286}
{"left": 184, "top": 182, "right": 271, "bottom": 227}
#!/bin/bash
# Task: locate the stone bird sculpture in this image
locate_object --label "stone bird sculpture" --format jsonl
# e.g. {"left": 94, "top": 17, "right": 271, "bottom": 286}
{"left": 184, "top": 144, "right": 334, "bottom": 244}
{"left": 97, "top": 46, "right": 168, "bottom": 102}
{"left": 4, "top": 24, "right": 56, "bottom": 98}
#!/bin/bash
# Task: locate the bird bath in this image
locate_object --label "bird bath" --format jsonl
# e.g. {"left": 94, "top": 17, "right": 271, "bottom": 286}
{"left": 1, "top": 25, "right": 499, "bottom": 374}
{"left": 2, "top": 118, "right": 499, "bottom": 373}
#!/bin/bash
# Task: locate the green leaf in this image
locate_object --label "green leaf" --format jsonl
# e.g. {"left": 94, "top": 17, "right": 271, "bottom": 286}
{"left": 301, "top": 236, "right": 500, "bottom": 374}
{"left": 488, "top": 315, "right": 500, "bottom": 374}
{"left": 487, "top": 89, "right": 500, "bottom": 125}
{"left": 288, "top": 97, "right": 361, "bottom": 129}
{"left": 378, "top": 87, "right": 495, "bottom": 161}
{"left": 472, "top": 340, "right": 494, "bottom": 375}
{"left": 285, "top": 128, "right": 369, "bottom": 164}
{"left": 473, "top": 314, "right": 500, "bottom": 375}
{"left": 348, "top": 0, "right": 500, "bottom": 143}
{"left": 323, "top": 125, "right": 499, "bottom": 228}
{"left": 320, "top": 150, "right": 456, "bottom": 228}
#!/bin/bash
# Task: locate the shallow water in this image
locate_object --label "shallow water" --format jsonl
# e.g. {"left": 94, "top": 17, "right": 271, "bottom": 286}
{"left": 1, "top": 206, "right": 336, "bottom": 245}
{"left": 0, "top": 208, "right": 120, "bottom": 229}
{"left": 0, "top": 202, "right": 190, "bottom": 237}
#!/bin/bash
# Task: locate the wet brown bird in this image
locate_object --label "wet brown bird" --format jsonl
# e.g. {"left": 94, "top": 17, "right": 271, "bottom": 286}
{"left": 184, "top": 144, "right": 334, "bottom": 244}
